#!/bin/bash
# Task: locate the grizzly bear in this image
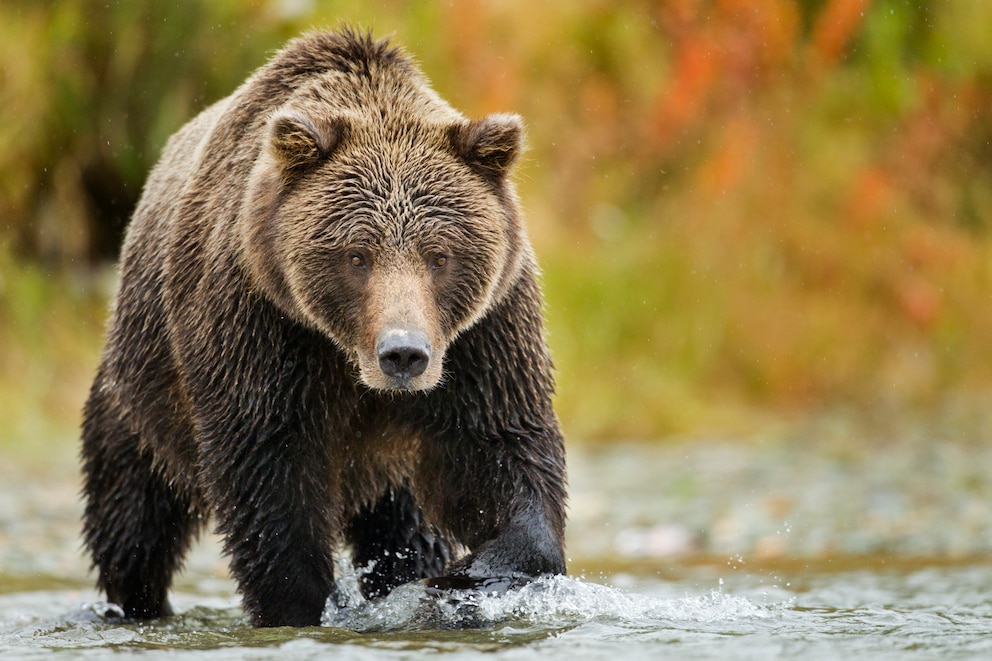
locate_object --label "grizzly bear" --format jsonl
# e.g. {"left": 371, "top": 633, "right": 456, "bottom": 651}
{"left": 80, "top": 28, "right": 567, "bottom": 628}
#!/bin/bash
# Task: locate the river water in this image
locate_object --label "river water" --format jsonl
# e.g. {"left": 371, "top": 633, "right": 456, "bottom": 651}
{"left": 2, "top": 433, "right": 991, "bottom": 658}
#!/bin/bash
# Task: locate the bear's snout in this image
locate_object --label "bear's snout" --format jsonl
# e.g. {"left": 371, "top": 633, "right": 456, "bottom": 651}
{"left": 376, "top": 328, "right": 431, "bottom": 383}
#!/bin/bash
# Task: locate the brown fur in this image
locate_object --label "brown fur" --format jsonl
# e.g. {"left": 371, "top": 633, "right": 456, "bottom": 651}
{"left": 81, "top": 28, "right": 566, "bottom": 628}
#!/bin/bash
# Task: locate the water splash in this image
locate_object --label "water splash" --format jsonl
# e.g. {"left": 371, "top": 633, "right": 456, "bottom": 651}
{"left": 321, "top": 575, "right": 773, "bottom": 632}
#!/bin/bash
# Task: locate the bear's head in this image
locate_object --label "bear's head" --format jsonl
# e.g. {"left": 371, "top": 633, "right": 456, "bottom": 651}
{"left": 241, "top": 86, "right": 529, "bottom": 393}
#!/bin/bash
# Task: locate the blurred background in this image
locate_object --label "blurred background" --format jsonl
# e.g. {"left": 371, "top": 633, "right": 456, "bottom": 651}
{"left": 2, "top": 0, "right": 992, "bottom": 466}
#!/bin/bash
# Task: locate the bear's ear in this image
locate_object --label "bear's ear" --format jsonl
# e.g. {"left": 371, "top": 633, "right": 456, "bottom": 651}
{"left": 267, "top": 111, "right": 347, "bottom": 176}
{"left": 449, "top": 113, "right": 524, "bottom": 181}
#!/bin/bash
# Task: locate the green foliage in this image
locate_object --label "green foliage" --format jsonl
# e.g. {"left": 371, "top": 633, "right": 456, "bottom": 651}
{"left": 0, "top": 252, "right": 106, "bottom": 457}
{"left": 0, "top": 0, "right": 283, "bottom": 261}
{"left": 2, "top": 0, "right": 992, "bottom": 443}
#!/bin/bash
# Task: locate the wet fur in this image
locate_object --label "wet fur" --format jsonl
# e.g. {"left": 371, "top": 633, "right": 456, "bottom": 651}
{"left": 81, "top": 29, "right": 566, "bottom": 627}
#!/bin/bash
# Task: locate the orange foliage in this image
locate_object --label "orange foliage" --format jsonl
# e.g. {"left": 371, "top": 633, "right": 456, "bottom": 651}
{"left": 652, "top": 35, "right": 719, "bottom": 148}
{"left": 650, "top": 0, "right": 798, "bottom": 150}
{"left": 844, "top": 165, "right": 895, "bottom": 229}
{"left": 443, "top": 0, "right": 521, "bottom": 113}
{"left": 810, "top": 0, "right": 871, "bottom": 68}
{"left": 894, "top": 276, "right": 942, "bottom": 330}
{"left": 697, "top": 116, "right": 759, "bottom": 195}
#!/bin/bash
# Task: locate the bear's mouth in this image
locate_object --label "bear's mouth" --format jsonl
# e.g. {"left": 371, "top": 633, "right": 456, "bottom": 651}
{"left": 358, "top": 363, "right": 443, "bottom": 392}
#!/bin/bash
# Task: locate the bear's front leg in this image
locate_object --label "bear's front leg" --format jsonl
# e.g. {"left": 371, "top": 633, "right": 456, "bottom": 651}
{"left": 423, "top": 426, "right": 567, "bottom": 594}
{"left": 196, "top": 394, "right": 341, "bottom": 627}
{"left": 428, "top": 500, "right": 566, "bottom": 595}
{"left": 181, "top": 292, "right": 342, "bottom": 627}
{"left": 208, "top": 452, "right": 338, "bottom": 627}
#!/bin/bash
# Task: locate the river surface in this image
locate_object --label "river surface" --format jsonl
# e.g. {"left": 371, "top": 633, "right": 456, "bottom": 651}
{"left": 2, "top": 434, "right": 991, "bottom": 658}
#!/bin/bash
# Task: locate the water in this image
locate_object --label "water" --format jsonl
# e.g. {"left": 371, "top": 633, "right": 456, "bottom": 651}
{"left": 2, "top": 437, "right": 991, "bottom": 658}
{"left": 3, "top": 567, "right": 991, "bottom": 659}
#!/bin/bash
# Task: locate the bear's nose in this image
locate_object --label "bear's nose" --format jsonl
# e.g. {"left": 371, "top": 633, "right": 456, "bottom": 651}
{"left": 376, "top": 329, "right": 430, "bottom": 380}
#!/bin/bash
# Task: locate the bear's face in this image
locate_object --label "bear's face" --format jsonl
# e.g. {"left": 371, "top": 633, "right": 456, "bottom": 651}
{"left": 242, "top": 110, "right": 526, "bottom": 392}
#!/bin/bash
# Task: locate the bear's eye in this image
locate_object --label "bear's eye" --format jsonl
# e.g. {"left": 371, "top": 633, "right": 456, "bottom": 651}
{"left": 431, "top": 255, "right": 448, "bottom": 270}
{"left": 350, "top": 254, "right": 366, "bottom": 269}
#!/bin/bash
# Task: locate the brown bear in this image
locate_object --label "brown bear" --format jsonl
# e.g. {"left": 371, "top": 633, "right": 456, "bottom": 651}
{"left": 80, "top": 28, "right": 567, "bottom": 628}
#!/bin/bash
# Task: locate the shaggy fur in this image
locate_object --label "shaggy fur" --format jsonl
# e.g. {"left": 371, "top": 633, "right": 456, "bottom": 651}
{"left": 81, "top": 28, "right": 566, "bottom": 628}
